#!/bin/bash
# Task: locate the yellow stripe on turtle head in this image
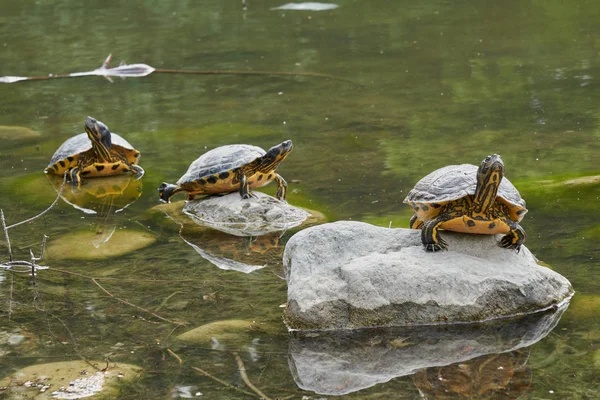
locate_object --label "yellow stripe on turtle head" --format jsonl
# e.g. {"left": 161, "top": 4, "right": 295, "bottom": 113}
{"left": 259, "top": 140, "right": 293, "bottom": 173}
{"left": 85, "top": 116, "right": 113, "bottom": 163}
{"left": 473, "top": 154, "right": 504, "bottom": 214}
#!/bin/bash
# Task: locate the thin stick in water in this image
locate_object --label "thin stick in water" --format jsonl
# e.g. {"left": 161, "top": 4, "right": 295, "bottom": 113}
{"left": 91, "top": 278, "right": 186, "bottom": 326}
{"left": 232, "top": 351, "right": 272, "bottom": 400}
{"left": 192, "top": 366, "right": 258, "bottom": 398}
{"left": 6, "top": 173, "right": 67, "bottom": 230}
{"left": 1, "top": 210, "right": 13, "bottom": 262}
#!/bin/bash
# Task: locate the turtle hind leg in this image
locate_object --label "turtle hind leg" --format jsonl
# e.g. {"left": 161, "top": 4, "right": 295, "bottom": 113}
{"left": 158, "top": 183, "right": 182, "bottom": 203}
{"left": 409, "top": 215, "right": 424, "bottom": 230}
{"left": 274, "top": 173, "right": 288, "bottom": 201}
{"left": 421, "top": 217, "right": 449, "bottom": 252}
{"left": 499, "top": 222, "right": 526, "bottom": 252}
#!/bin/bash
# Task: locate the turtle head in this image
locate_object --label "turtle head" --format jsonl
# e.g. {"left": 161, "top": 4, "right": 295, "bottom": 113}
{"left": 158, "top": 183, "right": 180, "bottom": 203}
{"left": 85, "top": 116, "right": 112, "bottom": 149}
{"left": 260, "top": 140, "right": 293, "bottom": 172}
{"left": 473, "top": 154, "right": 504, "bottom": 213}
{"left": 85, "top": 116, "right": 113, "bottom": 162}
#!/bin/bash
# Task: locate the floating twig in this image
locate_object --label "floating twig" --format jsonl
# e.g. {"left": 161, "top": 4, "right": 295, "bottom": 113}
{"left": 1, "top": 54, "right": 353, "bottom": 84}
{"left": 91, "top": 278, "right": 186, "bottom": 326}
{"left": 1, "top": 210, "right": 13, "bottom": 262}
{"left": 192, "top": 366, "right": 258, "bottom": 398}
{"left": 6, "top": 173, "right": 67, "bottom": 230}
{"left": 233, "top": 351, "right": 272, "bottom": 400}
{"left": 166, "top": 348, "right": 183, "bottom": 365}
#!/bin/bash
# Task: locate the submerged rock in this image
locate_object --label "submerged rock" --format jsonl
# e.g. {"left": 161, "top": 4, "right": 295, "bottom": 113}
{"left": 46, "top": 229, "right": 156, "bottom": 259}
{"left": 289, "top": 306, "right": 565, "bottom": 395}
{"left": 183, "top": 192, "right": 310, "bottom": 236}
{"left": 284, "top": 221, "right": 573, "bottom": 330}
{"left": 0, "top": 360, "right": 140, "bottom": 399}
{"left": 176, "top": 320, "right": 280, "bottom": 350}
{"left": 0, "top": 125, "right": 40, "bottom": 141}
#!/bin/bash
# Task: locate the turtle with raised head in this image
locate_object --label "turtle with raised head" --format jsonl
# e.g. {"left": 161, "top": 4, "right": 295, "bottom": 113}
{"left": 158, "top": 140, "right": 293, "bottom": 202}
{"left": 403, "top": 154, "right": 527, "bottom": 252}
{"left": 44, "top": 116, "right": 144, "bottom": 186}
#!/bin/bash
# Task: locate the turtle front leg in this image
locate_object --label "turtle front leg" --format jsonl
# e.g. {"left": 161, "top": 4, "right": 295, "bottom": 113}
{"left": 237, "top": 170, "right": 252, "bottom": 199}
{"left": 69, "top": 167, "right": 83, "bottom": 187}
{"left": 274, "top": 173, "right": 288, "bottom": 201}
{"left": 499, "top": 221, "right": 526, "bottom": 252}
{"left": 421, "top": 216, "right": 451, "bottom": 252}
{"left": 130, "top": 164, "right": 145, "bottom": 179}
{"left": 409, "top": 215, "right": 424, "bottom": 230}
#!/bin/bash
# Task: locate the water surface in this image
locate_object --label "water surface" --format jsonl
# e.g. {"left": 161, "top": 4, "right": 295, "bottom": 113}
{"left": 0, "top": 1, "right": 598, "bottom": 398}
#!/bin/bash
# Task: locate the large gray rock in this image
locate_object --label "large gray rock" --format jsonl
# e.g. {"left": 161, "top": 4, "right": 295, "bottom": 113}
{"left": 284, "top": 221, "right": 573, "bottom": 330}
{"left": 289, "top": 305, "right": 567, "bottom": 396}
{"left": 183, "top": 192, "right": 310, "bottom": 236}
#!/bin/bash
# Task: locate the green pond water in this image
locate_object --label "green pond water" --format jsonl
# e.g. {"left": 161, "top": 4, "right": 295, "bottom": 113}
{"left": 0, "top": 0, "right": 598, "bottom": 398}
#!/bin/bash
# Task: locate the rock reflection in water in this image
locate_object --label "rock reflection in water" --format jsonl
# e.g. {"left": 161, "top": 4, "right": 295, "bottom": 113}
{"left": 287, "top": 304, "right": 567, "bottom": 396}
{"left": 156, "top": 194, "right": 324, "bottom": 273}
{"left": 179, "top": 225, "right": 283, "bottom": 274}
{"left": 47, "top": 174, "right": 142, "bottom": 247}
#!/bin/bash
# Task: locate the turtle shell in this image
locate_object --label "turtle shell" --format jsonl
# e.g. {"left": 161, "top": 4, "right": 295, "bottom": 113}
{"left": 178, "top": 144, "right": 265, "bottom": 184}
{"left": 47, "top": 132, "right": 140, "bottom": 168}
{"left": 403, "top": 163, "right": 527, "bottom": 222}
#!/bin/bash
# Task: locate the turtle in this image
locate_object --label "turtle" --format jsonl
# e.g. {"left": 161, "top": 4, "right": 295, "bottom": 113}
{"left": 158, "top": 140, "right": 293, "bottom": 202}
{"left": 403, "top": 154, "right": 527, "bottom": 252}
{"left": 44, "top": 116, "right": 144, "bottom": 186}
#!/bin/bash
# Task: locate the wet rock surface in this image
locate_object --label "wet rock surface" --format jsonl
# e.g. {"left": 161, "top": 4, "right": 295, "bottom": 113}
{"left": 183, "top": 192, "right": 310, "bottom": 236}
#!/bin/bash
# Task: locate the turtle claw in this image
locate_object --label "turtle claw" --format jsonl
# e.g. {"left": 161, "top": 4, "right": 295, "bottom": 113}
{"left": 424, "top": 238, "right": 448, "bottom": 252}
{"left": 499, "top": 237, "right": 522, "bottom": 252}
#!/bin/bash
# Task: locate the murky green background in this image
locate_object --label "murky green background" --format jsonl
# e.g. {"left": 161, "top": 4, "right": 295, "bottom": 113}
{"left": 0, "top": 0, "right": 598, "bottom": 398}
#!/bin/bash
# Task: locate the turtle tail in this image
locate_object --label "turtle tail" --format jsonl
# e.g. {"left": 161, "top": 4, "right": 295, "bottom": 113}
{"left": 158, "top": 183, "right": 180, "bottom": 203}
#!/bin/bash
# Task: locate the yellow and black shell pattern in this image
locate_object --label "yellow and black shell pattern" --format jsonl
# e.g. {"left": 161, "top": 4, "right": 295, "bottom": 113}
{"left": 45, "top": 132, "right": 140, "bottom": 176}
{"left": 403, "top": 163, "right": 527, "bottom": 223}
{"left": 178, "top": 144, "right": 267, "bottom": 192}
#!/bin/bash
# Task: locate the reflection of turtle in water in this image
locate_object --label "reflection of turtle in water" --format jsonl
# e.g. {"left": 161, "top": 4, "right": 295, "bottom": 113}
{"left": 47, "top": 173, "right": 142, "bottom": 215}
{"left": 47, "top": 174, "right": 142, "bottom": 247}
{"left": 45, "top": 116, "right": 144, "bottom": 186}
{"left": 413, "top": 349, "right": 532, "bottom": 399}
{"left": 404, "top": 154, "right": 527, "bottom": 251}
{"left": 179, "top": 224, "right": 284, "bottom": 274}
{"left": 249, "top": 233, "right": 280, "bottom": 254}
{"left": 158, "top": 140, "right": 293, "bottom": 202}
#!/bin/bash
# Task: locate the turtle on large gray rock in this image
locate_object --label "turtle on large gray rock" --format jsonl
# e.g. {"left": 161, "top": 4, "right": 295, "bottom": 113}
{"left": 284, "top": 221, "right": 573, "bottom": 330}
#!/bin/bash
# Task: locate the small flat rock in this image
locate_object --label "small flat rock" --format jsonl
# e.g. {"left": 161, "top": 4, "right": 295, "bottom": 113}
{"left": 284, "top": 221, "right": 573, "bottom": 330}
{"left": 183, "top": 192, "right": 310, "bottom": 236}
{"left": 0, "top": 360, "right": 140, "bottom": 399}
{"left": 46, "top": 229, "right": 156, "bottom": 259}
{"left": 0, "top": 125, "right": 40, "bottom": 140}
{"left": 176, "top": 320, "right": 280, "bottom": 350}
{"left": 563, "top": 175, "right": 600, "bottom": 186}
